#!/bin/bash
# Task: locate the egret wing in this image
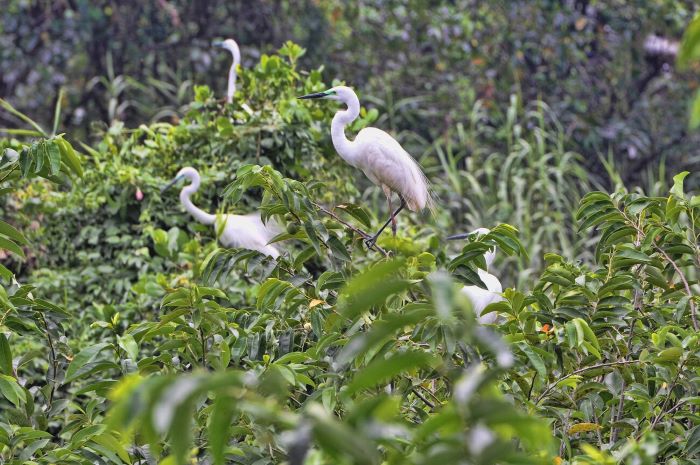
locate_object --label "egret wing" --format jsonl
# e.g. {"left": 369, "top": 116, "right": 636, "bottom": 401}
{"left": 355, "top": 128, "right": 430, "bottom": 211}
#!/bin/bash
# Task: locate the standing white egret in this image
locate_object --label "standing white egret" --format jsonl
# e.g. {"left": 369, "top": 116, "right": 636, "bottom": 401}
{"left": 161, "top": 167, "right": 280, "bottom": 258}
{"left": 212, "top": 39, "right": 241, "bottom": 103}
{"left": 298, "top": 86, "right": 431, "bottom": 246}
{"left": 447, "top": 228, "right": 503, "bottom": 324}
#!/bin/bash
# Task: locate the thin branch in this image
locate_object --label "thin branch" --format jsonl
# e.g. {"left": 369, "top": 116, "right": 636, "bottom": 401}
{"left": 642, "top": 358, "right": 687, "bottom": 437}
{"left": 535, "top": 360, "right": 641, "bottom": 405}
{"left": 411, "top": 387, "right": 435, "bottom": 410}
{"left": 653, "top": 244, "right": 698, "bottom": 331}
{"left": 311, "top": 201, "right": 389, "bottom": 257}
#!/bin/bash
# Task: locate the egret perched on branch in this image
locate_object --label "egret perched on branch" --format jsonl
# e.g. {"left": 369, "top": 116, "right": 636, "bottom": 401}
{"left": 298, "top": 86, "right": 431, "bottom": 247}
{"left": 212, "top": 39, "right": 241, "bottom": 103}
{"left": 161, "top": 167, "right": 280, "bottom": 258}
{"left": 447, "top": 228, "right": 503, "bottom": 324}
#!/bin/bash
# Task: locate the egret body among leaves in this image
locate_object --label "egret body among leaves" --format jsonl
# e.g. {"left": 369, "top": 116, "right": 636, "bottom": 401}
{"left": 298, "top": 86, "right": 431, "bottom": 246}
{"left": 162, "top": 167, "right": 280, "bottom": 258}
{"left": 213, "top": 38, "right": 241, "bottom": 103}
{"left": 448, "top": 228, "right": 503, "bottom": 324}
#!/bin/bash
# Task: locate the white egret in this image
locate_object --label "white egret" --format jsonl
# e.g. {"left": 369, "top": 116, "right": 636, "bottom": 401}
{"left": 447, "top": 228, "right": 503, "bottom": 324}
{"left": 212, "top": 39, "right": 241, "bottom": 103}
{"left": 161, "top": 167, "right": 280, "bottom": 258}
{"left": 298, "top": 86, "right": 431, "bottom": 246}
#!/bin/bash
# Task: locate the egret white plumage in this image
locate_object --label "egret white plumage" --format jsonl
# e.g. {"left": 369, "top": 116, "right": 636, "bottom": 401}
{"left": 213, "top": 39, "right": 241, "bottom": 103}
{"left": 448, "top": 228, "right": 503, "bottom": 324}
{"left": 298, "top": 86, "right": 431, "bottom": 247}
{"left": 161, "top": 167, "right": 280, "bottom": 258}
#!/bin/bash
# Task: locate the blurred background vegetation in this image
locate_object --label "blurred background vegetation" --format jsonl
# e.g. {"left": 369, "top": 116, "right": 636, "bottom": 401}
{"left": 2, "top": 0, "right": 699, "bottom": 188}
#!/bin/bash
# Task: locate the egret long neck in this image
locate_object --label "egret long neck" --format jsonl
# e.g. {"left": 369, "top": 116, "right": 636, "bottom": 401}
{"left": 180, "top": 182, "right": 215, "bottom": 225}
{"left": 331, "top": 95, "right": 360, "bottom": 165}
{"left": 226, "top": 49, "right": 240, "bottom": 103}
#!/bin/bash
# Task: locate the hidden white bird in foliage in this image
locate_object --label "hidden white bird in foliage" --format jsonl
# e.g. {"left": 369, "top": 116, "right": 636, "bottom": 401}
{"left": 447, "top": 228, "right": 503, "bottom": 324}
{"left": 298, "top": 86, "right": 432, "bottom": 247}
{"left": 161, "top": 167, "right": 280, "bottom": 258}
{"left": 212, "top": 38, "right": 241, "bottom": 103}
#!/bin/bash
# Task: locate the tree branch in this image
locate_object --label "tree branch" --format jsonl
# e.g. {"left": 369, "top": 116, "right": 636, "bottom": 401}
{"left": 535, "top": 360, "right": 641, "bottom": 405}
{"left": 311, "top": 201, "right": 389, "bottom": 257}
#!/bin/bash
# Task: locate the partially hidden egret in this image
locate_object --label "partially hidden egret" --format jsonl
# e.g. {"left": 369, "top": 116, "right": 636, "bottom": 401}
{"left": 298, "top": 86, "right": 431, "bottom": 246}
{"left": 213, "top": 39, "right": 241, "bottom": 103}
{"left": 161, "top": 167, "right": 280, "bottom": 258}
{"left": 447, "top": 228, "right": 503, "bottom": 324}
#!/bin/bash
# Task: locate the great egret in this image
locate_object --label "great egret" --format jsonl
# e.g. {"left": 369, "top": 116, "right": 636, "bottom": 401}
{"left": 298, "top": 86, "right": 431, "bottom": 247}
{"left": 447, "top": 228, "right": 503, "bottom": 324}
{"left": 213, "top": 39, "right": 241, "bottom": 103}
{"left": 161, "top": 167, "right": 280, "bottom": 258}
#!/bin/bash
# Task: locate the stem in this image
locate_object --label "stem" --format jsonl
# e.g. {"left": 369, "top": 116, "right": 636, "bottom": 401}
{"left": 653, "top": 244, "right": 698, "bottom": 331}
{"left": 411, "top": 387, "right": 435, "bottom": 410}
{"left": 311, "top": 201, "right": 389, "bottom": 257}
{"left": 200, "top": 326, "right": 207, "bottom": 367}
{"left": 642, "top": 358, "right": 687, "bottom": 437}
{"left": 535, "top": 360, "right": 641, "bottom": 405}
{"left": 41, "top": 314, "right": 58, "bottom": 407}
{"left": 527, "top": 371, "right": 537, "bottom": 401}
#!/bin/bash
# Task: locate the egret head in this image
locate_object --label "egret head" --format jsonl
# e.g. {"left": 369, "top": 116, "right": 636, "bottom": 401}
{"left": 298, "top": 85, "right": 355, "bottom": 102}
{"left": 213, "top": 39, "right": 239, "bottom": 53}
{"left": 447, "top": 228, "right": 496, "bottom": 269}
{"left": 161, "top": 167, "right": 198, "bottom": 193}
{"left": 213, "top": 39, "right": 241, "bottom": 64}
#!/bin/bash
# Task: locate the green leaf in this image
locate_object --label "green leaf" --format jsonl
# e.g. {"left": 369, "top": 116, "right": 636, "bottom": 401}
{"left": 0, "top": 236, "right": 25, "bottom": 258}
{"left": 572, "top": 318, "right": 600, "bottom": 353}
{"left": 56, "top": 137, "right": 83, "bottom": 177}
{"left": 335, "top": 203, "right": 372, "bottom": 229}
{"left": 0, "top": 220, "right": 28, "bottom": 245}
{"left": 346, "top": 351, "right": 436, "bottom": 396}
{"left": 307, "top": 403, "right": 379, "bottom": 464}
{"left": 678, "top": 14, "right": 700, "bottom": 70}
{"left": 335, "top": 259, "right": 409, "bottom": 328}
{"left": 691, "top": 90, "right": 700, "bottom": 130}
{"left": 685, "top": 425, "right": 700, "bottom": 457}
{"left": 0, "top": 334, "right": 12, "bottom": 375}
{"left": 47, "top": 141, "right": 61, "bottom": 175}
{"left": 657, "top": 347, "right": 683, "bottom": 362}
{"left": 337, "top": 306, "right": 433, "bottom": 364}
{"left": 209, "top": 395, "right": 235, "bottom": 465}
{"left": 64, "top": 342, "right": 111, "bottom": 383}
{"left": 70, "top": 424, "right": 106, "bottom": 446}
{"left": 0, "top": 374, "right": 26, "bottom": 407}
{"left": 670, "top": 171, "right": 689, "bottom": 198}
{"left": 517, "top": 342, "right": 547, "bottom": 381}
{"left": 91, "top": 432, "right": 133, "bottom": 464}
{"left": 118, "top": 334, "right": 139, "bottom": 361}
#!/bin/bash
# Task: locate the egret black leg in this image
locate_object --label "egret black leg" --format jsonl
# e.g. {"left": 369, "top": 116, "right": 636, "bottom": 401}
{"left": 387, "top": 194, "right": 398, "bottom": 236}
{"left": 365, "top": 198, "right": 406, "bottom": 248}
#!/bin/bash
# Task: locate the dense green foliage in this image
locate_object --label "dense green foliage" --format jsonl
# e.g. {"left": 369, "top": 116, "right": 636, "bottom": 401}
{"left": 0, "top": 5, "right": 699, "bottom": 465}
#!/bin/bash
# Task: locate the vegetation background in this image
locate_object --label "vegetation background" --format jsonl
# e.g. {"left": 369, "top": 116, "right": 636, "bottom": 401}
{"left": 0, "top": 1, "right": 699, "bottom": 464}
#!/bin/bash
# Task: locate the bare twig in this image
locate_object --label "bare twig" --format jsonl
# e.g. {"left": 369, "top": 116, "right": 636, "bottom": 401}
{"left": 652, "top": 244, "right": 698, "bottom": 331}
{"left": 535, "top": 360, "right": 641, "bottom": 405}
{"left": 411, "top": 387, "right": 435, "bottom": 410}
{"left": 642, "top": 358, "right": 687, "bottom": 438}
{"left": 40, "top": 314, "right": 58, "bottom": 407}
